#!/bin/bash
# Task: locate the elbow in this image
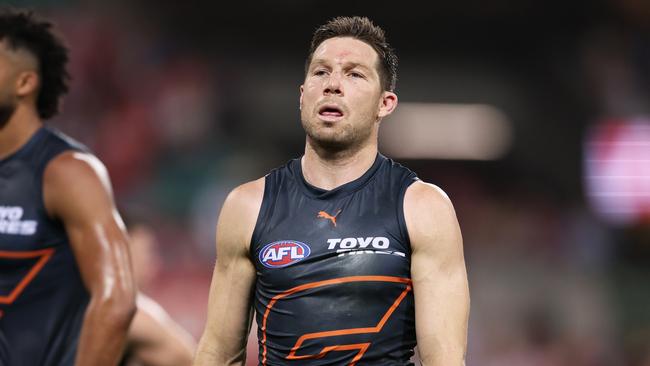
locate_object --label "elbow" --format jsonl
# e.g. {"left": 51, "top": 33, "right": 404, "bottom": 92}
{"left": 111, "top": 286, "right": 137, "bottom": 327}
{"left": 110, "top": 273, "right": 138, "bottom": 326}
{"left": 92, "top": 284, "right": 137, "bottom": 330}
{"left": 106, "top": 294, "right": 137, "bottom": 332}
{"left": 113, "top": 293, "right": 137, "bottom": 328}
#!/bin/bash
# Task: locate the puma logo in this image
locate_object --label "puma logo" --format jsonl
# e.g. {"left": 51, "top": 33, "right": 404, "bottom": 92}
{"left": 317, "top": 209, "right": 342, "bottom": 227}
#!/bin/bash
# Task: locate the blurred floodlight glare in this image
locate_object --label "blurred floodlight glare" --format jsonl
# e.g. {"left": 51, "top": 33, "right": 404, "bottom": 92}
{"left": 379, "top": 103, "right": 512, "bottom": 160}
{"left": 584, "top": 119, "right": 650, "bottom": 225}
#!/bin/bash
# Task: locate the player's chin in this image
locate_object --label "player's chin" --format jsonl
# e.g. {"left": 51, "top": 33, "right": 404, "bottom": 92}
{"left": 309, "top": 116, "right": 344, "bottom": 131}
{"left": 310, "top": 132, "right": 355, "bottom": 151}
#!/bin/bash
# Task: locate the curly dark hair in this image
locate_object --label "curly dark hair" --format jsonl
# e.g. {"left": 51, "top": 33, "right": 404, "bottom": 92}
{"left": 0, "top": 7, "right": 70, "bottom": 119}
{"left": 306, "top": 16, "right": 398, "bottom": 92}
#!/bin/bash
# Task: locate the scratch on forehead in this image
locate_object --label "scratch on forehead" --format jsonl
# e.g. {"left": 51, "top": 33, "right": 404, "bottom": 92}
{"left": 334, "top": 49, "right": 353, "bottom": 58}
{"left": 316, "top": 42, "right": 355, "bottom": 59}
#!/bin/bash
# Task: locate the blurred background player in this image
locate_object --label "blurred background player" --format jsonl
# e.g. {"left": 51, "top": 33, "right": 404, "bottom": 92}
{"left": 120, "top": 217, "right": 196, "bottom": 366}
{"left": 0, "top": 7, "right": 136, "bottom": 366}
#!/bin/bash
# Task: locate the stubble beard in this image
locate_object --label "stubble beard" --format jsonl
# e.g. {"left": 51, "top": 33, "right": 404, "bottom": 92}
{"left": 301, "top": 113, "right": 375, "bottom": 155}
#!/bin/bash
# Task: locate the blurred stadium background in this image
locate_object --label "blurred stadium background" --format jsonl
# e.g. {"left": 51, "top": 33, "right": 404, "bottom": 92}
{"left": 5, "top": 0, "right": 650, "bottom": 364}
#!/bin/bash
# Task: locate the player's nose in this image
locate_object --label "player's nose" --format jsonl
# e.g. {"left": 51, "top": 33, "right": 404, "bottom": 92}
{"left": 323, "top": 72, "right": 343, "bottom": 96}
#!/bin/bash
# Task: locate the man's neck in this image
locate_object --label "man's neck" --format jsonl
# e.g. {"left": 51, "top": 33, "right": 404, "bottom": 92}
{"left": 301, "top": 139, "right": 378, "bottom": 191}
{"left": 0, "top": 106, "right": 42, "bottom": 160}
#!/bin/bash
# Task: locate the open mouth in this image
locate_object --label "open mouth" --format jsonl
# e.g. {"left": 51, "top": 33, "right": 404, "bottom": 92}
{"left": 318, "top": 104, "right": 344, "bottom": 119}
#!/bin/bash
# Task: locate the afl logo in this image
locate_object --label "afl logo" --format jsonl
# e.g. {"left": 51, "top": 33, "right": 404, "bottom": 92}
{"left": 259, "top": 241, "right": 311, "bottom": 268}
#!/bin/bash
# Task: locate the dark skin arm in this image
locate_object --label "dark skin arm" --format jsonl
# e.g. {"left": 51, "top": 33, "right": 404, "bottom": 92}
{"left": 43, "top": 151, "right": 137, "bottom": 366}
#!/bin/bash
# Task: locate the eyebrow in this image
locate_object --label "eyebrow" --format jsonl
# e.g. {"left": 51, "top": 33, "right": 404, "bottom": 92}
{"left": 310, "top": 59, "right": 373, "bottom": 73}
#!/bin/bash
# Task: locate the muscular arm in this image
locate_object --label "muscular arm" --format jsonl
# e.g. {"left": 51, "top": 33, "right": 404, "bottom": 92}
{"left": 194, "top": 178, "right": 264, "bottom": 366}
{"left": 404, "top": 181, "right": 469, "bottom": 366}
{"left": 43, "top": 151, "right": 137, "bottom": 366}
{"left": 126, "top": 294, "right": 197, "bottom": 366}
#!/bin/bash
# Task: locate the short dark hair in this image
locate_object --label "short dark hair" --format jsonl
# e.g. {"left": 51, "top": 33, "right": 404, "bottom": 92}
{"left": 0, "top": 7, "right": 70, "bottom": 119}
{"left": 305, "top": 16, "right": 398, "bottom": 92}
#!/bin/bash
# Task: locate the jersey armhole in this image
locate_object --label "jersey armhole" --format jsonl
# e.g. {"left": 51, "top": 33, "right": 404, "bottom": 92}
{"left": 248, "top": 174, "right": 272, "bottom": 259}
{"left": 397, "top": 176, "right": 419, "bottom": 257}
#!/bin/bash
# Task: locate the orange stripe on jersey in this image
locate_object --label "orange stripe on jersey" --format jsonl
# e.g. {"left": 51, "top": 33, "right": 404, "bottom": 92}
{"left": 261, "top": 275, "right": 412, "bottom": 366}
{"left": 0, "top": 248, "right": 55, "bottom": 304}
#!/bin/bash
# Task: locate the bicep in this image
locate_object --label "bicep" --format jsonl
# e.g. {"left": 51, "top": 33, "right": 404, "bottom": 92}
{"left": 405, "top": 182, "right": 469, "bottom": 364}
{"left": 205, "top": 221, "right": 257, "bottom": 337}
{"left": 202, "top": 243, "right": 256, "bottom": 347}
{"left": 197, "top": 181, "right": 262, "bottom": 363}
{"left": 43, "top": 152, "right": 133, "bottom": 294}
{"left": 411, "top": 241, "right": 469, "bottom": 348}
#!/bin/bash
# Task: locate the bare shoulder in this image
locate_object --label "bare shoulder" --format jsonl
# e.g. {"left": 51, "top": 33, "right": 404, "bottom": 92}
{"left": 223, "top": 177, "right": 265, "bottom": 215}
{"left": 403, "top": 180, "right": 461, "bottom": 253}
{"left": 44, "top": 151, "right": 110, "bottom": 190}
{"left": 216, "top": 177, "right": 265, "bottom": 256}
{"left": 42, "top": 151, "right": 114, "bottom": 220}
{"left": 404, "top": 180, "right": 455, "bottom": 217}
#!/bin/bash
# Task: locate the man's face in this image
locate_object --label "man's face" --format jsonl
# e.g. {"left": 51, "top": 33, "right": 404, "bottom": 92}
{"left": 300, "top": 37, "right": 395, "bottom": 151}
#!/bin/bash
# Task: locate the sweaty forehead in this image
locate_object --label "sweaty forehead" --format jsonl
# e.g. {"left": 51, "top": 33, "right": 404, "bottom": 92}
{"left": 312, "top": 37, "right": 379, "bottom": 68}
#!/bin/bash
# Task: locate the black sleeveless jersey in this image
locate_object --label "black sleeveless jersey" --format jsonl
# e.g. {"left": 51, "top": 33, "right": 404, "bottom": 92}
{"left": 0, "top": 127, "right": 90, "bottom": 366}
{"left": 251, "top": 154, "right": 419, "bottom": 366}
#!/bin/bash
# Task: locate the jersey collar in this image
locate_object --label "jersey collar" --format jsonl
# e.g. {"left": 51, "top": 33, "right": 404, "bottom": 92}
{"left": 292, "top": 153, "right": 386, "bottom": 200}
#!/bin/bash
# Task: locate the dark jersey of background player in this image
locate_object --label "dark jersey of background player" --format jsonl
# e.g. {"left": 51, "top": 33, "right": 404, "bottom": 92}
{"left": 0, "top": 128, "right": 88, "bottom": 365}
{"left": 252, "top": 154, "right": 418, "bottom": 365}
{"left": 0, "top": 330, "right": 8, "bottom": 366}
{"left": 0, "top": 8, "right": 136, "bottom": 365}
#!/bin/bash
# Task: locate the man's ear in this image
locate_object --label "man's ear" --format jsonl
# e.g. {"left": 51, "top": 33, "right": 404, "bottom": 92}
{"left": 378, "top": 91, "right": 398, "bottom": 118}
{"left": 16, "top": 70, "right": 39, "bottom": 98}
{"left": 299, "top": 85, "right": 304, "bottom": 110}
